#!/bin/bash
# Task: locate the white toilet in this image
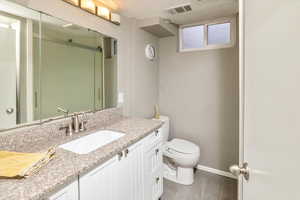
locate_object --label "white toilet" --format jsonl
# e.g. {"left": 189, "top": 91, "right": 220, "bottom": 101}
{"left": 155, "top": 116, "right": 200, "bottom": 185}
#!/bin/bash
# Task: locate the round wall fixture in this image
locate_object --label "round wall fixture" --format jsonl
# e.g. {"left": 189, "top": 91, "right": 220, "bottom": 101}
{"left": 145, "top": 44, "right": 156, "bottom": 60}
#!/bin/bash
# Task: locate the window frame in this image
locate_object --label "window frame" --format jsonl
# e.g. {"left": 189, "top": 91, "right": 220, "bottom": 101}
{"left": 179, "top": 16, "right": 236, "bottom": 52}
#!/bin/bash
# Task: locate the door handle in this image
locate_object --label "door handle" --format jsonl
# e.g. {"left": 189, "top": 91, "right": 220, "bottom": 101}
{"left": 230, "top": 162, "right": 250, "bottom": 181}
{"left": 6, "top": 108, "right": 14, "bottom": 114}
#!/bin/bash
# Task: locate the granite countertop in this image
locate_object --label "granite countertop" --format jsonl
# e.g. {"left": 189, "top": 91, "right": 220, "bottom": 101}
{"left": 0, "top": 117, "right": 163, "bottom": 200}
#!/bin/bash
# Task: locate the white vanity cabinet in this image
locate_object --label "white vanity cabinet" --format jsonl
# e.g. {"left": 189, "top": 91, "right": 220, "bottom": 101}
{"left": 48, "top": 181, "right": 78, "bottom": 200}
{"left": 49, "top": 129, "right": 163, "bottom": 200}
{"left": 79, "top": 138, "right": 145, "bottom": 200}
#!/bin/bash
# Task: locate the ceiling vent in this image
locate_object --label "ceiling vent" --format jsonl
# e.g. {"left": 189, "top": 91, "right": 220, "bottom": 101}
{"left": 166, "top": 4, "right": 192, "bottom": 15}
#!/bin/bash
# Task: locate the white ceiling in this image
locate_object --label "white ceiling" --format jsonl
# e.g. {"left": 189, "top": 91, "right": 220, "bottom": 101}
{"left": 117, "top": 0, "right": 238, "bottom": 25}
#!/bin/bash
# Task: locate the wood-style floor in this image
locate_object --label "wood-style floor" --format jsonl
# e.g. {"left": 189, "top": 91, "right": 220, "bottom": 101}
{"left": 161, "top": 170, "right": 237, "bottom": 200}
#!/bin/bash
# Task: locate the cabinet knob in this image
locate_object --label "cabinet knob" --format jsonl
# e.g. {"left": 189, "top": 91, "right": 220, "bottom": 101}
{"left": 155, "top": 149, "right": 159, "bottom": 155}
{"left": 156, "top": 177, "right": 160, "bottom": 184}
{"left": 124, "top": 149, "right": 129, "bottom": 157}
{"left": 118, "top": 152, "right": 123, "bottom": 160}
{"left": 155, "top": 130, "right": 159, "bottom": 136}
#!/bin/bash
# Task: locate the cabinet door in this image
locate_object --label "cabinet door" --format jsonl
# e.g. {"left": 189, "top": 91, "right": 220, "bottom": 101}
{"left": 145, "top": 143, "right": 163, "bottom": 174}
{"left": 80, "top": 157, "right": 117, "bottom": 200}
{"left": 49, "top": 181, "right": 78, "bottom": 200}
{"left": 150, "top": 171, "right": 163, "bottom": 200}
{"left": 115, "top": 141, "right": 144, "bottom": 200}
{"left": 128, "top": 141, "right": 144, "bottom": 200}
{"left": 144, "top": 143, "right": 163, "bottom": 200}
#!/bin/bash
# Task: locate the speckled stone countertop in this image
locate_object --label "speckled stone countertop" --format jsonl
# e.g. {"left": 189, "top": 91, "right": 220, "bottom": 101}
{"left": 0, "top": 115, "right": 163, "bottom": 200}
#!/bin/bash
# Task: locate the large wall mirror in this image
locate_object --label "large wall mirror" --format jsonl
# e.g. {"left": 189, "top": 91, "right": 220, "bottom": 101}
{"left": 0, "top": 0, "right": 118, "bottom": 131}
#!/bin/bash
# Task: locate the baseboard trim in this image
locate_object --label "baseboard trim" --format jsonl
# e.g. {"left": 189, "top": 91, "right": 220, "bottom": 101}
{"left": 197, "top": 164, "right": 237, "bottom": 180}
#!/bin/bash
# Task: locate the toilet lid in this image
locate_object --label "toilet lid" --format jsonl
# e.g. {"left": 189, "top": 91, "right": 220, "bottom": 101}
{"left": 166, "top": 139, "right": 199, "bottom": 154}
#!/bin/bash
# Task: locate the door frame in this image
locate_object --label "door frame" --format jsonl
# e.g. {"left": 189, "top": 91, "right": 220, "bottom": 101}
{"left": 238, "top": 0, "right": 245, "bottom": 200}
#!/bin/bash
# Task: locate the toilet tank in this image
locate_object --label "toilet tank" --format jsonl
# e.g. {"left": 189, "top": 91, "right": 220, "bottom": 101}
{"left": 154, "top": 116, "right": 170, "bottom": 143}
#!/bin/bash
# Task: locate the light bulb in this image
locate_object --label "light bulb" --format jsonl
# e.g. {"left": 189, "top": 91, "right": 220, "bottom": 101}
{"left": 81, "top": 0, "right": 96, "bottom": 13}
{"left": 97, "top": 6, "right": 110, "bottom": 19}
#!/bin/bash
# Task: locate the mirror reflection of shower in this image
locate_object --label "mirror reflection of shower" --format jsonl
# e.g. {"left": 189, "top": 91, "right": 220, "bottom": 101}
{"left": 0, "top": 12, "right": 26, "bottom": 129}
{"left": 34, "top": 19, "right": 104, "bottom": 120}
{"left": 33, "top": 14, "right": 118, "bottom": 121}
{"left": 0, "top": 0, "right": 118, "bottom": 131}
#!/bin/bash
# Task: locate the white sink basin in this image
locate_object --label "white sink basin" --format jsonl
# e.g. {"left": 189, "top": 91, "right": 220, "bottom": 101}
{"left": 60, "top": 130, "right": 125, "bottom": 154}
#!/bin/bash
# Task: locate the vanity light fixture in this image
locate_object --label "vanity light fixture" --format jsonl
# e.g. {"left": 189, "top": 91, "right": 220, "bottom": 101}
{"left": 63, "top": 0, "right": 80, "bottom": 6}
{"left": 81, "top": 0, "right": 97, "bottom": 14}
{"left": 62, "top": 0, "right": 120, "bottom": 25}
{"left": 93, "top": 0, "right": 118, "bottom": 10}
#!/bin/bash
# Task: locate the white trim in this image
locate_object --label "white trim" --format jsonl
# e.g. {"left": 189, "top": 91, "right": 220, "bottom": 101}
{"left": 26, "top": 19, "right": 34, "bottom": 122}
{"left": 238, "top": 0, "right": 245, "bottom": 199}
{"left": 197, "top": 164, "right": 237, "bottom": 180}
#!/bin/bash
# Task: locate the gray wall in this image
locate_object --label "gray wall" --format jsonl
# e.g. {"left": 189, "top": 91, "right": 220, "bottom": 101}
{"left": 129, "top": 20, "right": 159, "bottom": 118}
{"left": 8, "top": 0, "right": 159, "bottom": 118}
{"left": 158, "top": 36, "right": 239, "bottom": 171}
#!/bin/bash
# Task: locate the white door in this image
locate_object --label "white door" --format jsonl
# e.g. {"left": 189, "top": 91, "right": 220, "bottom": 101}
{"left": 235, "top": 0, "right": 300, "bottom": 199}
{"left": 0, "top": 26, "right": 17, "bottom": 129}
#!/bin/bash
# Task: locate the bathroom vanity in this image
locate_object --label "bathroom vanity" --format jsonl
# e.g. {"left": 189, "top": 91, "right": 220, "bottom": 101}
{"left": 50, "top": 129, "right": 163, "bottom": 200}
{"left": 0, "top": 109, "right": 164, "bottom": 200}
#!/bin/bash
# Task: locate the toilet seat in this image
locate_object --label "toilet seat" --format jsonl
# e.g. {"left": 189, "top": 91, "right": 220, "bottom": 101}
{"left": 166, "top": 139, "right": 199, "bottom": 154}
{"left": 164, "top": 139, "right": 200, "bottom": 159}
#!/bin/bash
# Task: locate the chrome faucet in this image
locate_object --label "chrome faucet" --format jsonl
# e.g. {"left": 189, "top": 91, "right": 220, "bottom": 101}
{"left": 72, "top": 112, "right": 88, "bottom": 133}
{"left": 79, "top": 112, "right": 88, "bottom": 132}
{"left": 73, "top": 113, "right": 80, "bottom": 133}
{"left": 59, "top": 109, "right": 88, "bottom": 136}
{"left": 58, "top": 107, "right": 73, "bottom": 136}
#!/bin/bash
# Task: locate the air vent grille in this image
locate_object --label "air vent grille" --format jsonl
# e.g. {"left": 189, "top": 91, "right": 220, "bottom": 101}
{"left": 167, "top": 4, "right": 192, "bottom": 15}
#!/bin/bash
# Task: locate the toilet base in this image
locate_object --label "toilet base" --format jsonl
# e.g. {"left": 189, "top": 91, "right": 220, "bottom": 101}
{"left": 163, "top": 163, "right": 195, "bottom": 185}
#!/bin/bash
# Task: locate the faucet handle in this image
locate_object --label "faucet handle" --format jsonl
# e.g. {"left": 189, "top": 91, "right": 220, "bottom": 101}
{"left": 59, "top": 123, "right": 73, "bottom": 136}
{"left": 80, "top": 121, "right": 87, "bottom": 132}
{"left": 79, "top": 113, "right": 88, "bottom": 132}
{"left": 82, "top": 112, "right": 88, "bottom": 120}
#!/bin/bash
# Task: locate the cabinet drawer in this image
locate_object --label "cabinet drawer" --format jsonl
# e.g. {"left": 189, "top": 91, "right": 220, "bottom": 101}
{"left": 144, "top": 129, "right": 162, "bottom": 150}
